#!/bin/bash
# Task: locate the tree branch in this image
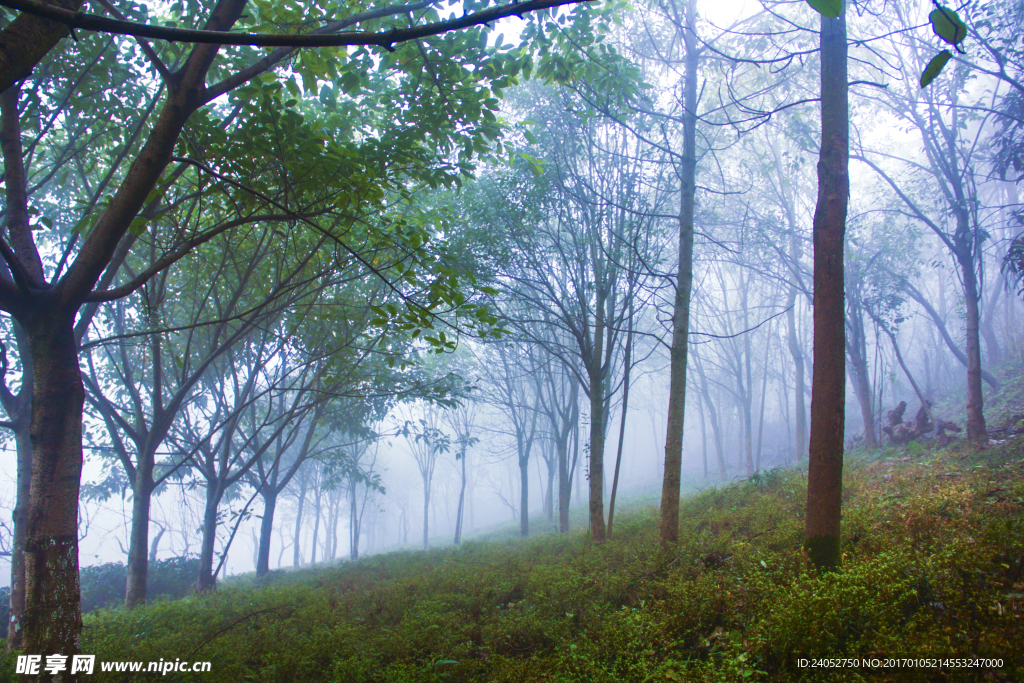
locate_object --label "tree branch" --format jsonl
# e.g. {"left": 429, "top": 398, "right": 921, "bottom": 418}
{"left": 0, "top": 0, "right": 589, "bottom": 48}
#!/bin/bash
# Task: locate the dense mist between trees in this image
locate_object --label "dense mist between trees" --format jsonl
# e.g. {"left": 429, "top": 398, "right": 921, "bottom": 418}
{"left": 0, "top": 0, "right": 1023, "bottom": 673}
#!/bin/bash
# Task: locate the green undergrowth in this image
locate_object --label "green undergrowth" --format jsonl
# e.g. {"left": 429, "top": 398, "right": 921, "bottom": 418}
{"left": 14, "top": 444, "right": 1024, "bottom": 682}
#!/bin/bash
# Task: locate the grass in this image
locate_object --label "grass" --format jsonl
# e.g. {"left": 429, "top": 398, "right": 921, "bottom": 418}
{"left": 4, "top": 439, "right": 1017, "bottom": 682}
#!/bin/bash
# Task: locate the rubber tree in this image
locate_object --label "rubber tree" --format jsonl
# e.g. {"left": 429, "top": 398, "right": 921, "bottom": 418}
{"left": 804, "top": 2, "right": 849, "bottom": 572}
{"left": 0, "top": 0, "right": 585, "bottom": 666}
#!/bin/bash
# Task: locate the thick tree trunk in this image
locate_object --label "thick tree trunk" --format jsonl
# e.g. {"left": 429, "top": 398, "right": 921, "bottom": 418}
{"left": 805, "top": 10, "right": 848, "bottom": 572}
{"left": 256, "top": 490, "right": 277, "bottom": 577}
{"left": 124, "top": 465, "right": 154, "bottom": 608}
{"left": 659, "top": 0, "right": 697, "bottom": 546}
{"left": 23, "top": 312, "right": 85, "bottom": 668}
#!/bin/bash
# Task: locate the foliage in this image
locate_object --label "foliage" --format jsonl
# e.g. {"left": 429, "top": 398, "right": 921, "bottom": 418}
{"left": 78, "top": 557, "right": 202, "bottom": 614}
{"left": 75, "top": 445, "right": 1023, "bottom": 681}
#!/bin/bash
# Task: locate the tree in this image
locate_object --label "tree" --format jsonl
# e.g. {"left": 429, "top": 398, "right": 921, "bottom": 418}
{"left": 0, "top": 0, "right": 586, "bottom": 662}
{"left": 803, "top": 3, "right": 849, "bottom": 571}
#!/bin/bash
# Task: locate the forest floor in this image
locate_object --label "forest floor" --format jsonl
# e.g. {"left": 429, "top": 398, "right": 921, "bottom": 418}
{"left": 13, "top": 436, "right": 1018, "bottom": 682}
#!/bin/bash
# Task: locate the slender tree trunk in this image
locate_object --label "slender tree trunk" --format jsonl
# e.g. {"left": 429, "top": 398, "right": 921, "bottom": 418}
{"left": 805, "top": 9, "right": 848, "bottom": 572}
{"left": 557, "top": 382, "right": 577, "bottom": 533}
{"left": 519, "top": 448, "right": 530, "bottom": 538}
{"left": 607, "top": 303, "right": 633, "bottom": 539}
{"left": 309, "top": 485, "right": 322, "bottom": 564}
{"left": 148, "top": 526, "right": 165, "bottom": 562}
{"left": 755, "top": 324, "right": 771, "bottom": 472}
{"left": 422, "top": 478, "right": 430, "bottom": 550}
{"left": 659, "top": 0, "right": 698, "bottom": 546}
{"left": 958, "top": 251, "right": 988, "bottom": 443}
{"left": 846, "top": 301, "right": 877, "bottom": 448}
{"left": 454, "top": 452, "right": 466, "bottom": 545}
{"left": 786, "top": 280, "right": 808, "bottom": 460}
{"left": 293, "top": 477, "right": 306, "bottom": 568}
{"left": 256, "top": 489, "right": 277, "bottom": 577}
{"left": 196, "top": 486, "right": 222, "bottom": 591}
{"left": 587, "top": 369, "right": 607, "bottom": 542}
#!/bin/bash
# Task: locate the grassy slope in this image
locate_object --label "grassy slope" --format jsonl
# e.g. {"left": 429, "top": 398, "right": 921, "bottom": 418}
{"left": 7, "top": 441, "right": 1014, "bottom": 683}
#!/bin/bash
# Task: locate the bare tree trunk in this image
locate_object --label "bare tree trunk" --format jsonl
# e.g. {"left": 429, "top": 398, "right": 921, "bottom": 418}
{"left": 293, "top": 477, "right": 307, "bottom": 568}
{"left": 256, "top": 490, "right": 277, "bottom": 577}
{"left": 454, "top": 451, "right": 467, "bottom": 545}
{"left": 608, "top": 303, "right": 633, "bottom": 539}
{"left": 755, "top": 323, "right": 771, "bottom": 472}
{"left": 148, "top": 525, "right": 165, "bottom": 562}
{"left": 659, "top": 0, "right": 697, "bottom": 546}
{"left": 7, "top": 422, "right": 31, "bottom": 649}
{"left": 422, "top": 476, "right": 430, "bottom": 550}
{"left": 23, "top": 314, "right": 85, "bottom": 669}
{"left": 196, "top": 487, "right": 223, "bottom": 591}
{"left": 309, "top": 484, "right": 322, "bottom": 564}
{"left": 805, "top": 9, "right": 848, "bottom": 572}
{"left": 786, "top": 278, "right": 808, "bottom": 461}
{"left": 958, "top": 251, "right": 988, "bottom": 443}
{"left": 125, "top": 470, "right": 154, "bottom": 607}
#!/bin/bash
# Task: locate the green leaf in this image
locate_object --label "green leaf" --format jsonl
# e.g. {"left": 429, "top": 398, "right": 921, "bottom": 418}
{"left": 805, "top": 0, "right": 841, "bottom": 18}
{"left": 920, "top": 50, "right": 952, "bottom": 88}
{"left": 929, "top": 7, "right": 967, "bottom": 45}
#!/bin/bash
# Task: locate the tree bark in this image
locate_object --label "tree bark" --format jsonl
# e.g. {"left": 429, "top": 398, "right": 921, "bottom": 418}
{"left": 805, "top": 9, "right": 848, "bottom": 572}
{"left": 6, "top": 417, "right": 31, "bottom": 649}
{"left": 958, "top": 252, "right": 987, "bottom": 443}
{"left": 23, "top": 311, "right": 84, "bottom": 669}
{"left": 196, "top": 487, "right": 222, "bottom": 591}
{"left": 658, "top": 0, "right": 697, "bottom": 546}
{"left": 607, "top": 302, "right": 633, "bottom": 539}
{"left": 256, "top": 491, "right": 277, "bottom": 576}
{"left": 124, "top": 468, "right": 154, "bottom": 608}
{"left": 786, "top": 266, "right": 808, "bottom": 461}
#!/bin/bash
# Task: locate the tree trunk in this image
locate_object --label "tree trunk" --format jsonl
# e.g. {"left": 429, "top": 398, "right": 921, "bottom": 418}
{"left": 350, "top": 480, "right": 360, "bottom": 560}
{"left": 958, "top": 251, "right": 988, "bottom": 443}
{"left": 23, "top": 312, "right": 85, "bottom": 670}
{"left": 309, "top": 484, "right": 322, "bottom": 565}
{"left": 422, "top": 477, "right": 430, "bottom": 550}
{"left": 454, "top": 451, "right": 467, "bottom": 545}
{"left": 786, "top": 279, "right": 808, "bottom": 460}
{"left": 805, "top": 9, "right": 848, "bottom": 572}
{"left": 519, "top": 450, "right": 530, "bottom": 538}
{"left": 608, "top": 303, "right": 633, "bottom": 539}
{"left": 256, "top": 489, "right": 277, "bottom": 577}
{"left": 124, "top": 465, "right": 154, "bottom": 608}
{"left": 846, "top": 299, "right": 877, "bottom": 448}
{"left": 659, "top": 0, "right": 698, "bottom": 546}
{"left": 293, "top": 476, "right": 306, "bottom": 567}
{"left": 196, "top": 486, "right": 222, "bottom": 591}
{"left": 7, "top": 421, "right": 31, "bottom": 649}
{"left": 587, "top": 369, "right": 607, "bottom": 542}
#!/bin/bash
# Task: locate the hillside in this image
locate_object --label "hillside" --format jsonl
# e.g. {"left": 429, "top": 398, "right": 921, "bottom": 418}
{"left": 5, "top": 439, "right": 1018, "bottom": 682}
